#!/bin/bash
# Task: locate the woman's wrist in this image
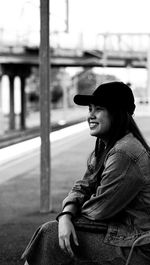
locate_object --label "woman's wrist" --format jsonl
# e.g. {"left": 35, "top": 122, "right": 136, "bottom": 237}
{"left": 56, "top": 211, "right": 74, "bottom": 222}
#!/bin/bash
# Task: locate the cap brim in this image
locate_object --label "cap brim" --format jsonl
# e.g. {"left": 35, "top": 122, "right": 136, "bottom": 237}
{"left": 74, "top": 95, "right": 96, "bottom": 106}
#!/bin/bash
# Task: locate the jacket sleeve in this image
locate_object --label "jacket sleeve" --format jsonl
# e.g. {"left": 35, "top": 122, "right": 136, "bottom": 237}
{"left": 81, "top": 150, "right": 144, "bottom": 220}
{"left": 62, "top": 158, "right": 98, "bottom": 209}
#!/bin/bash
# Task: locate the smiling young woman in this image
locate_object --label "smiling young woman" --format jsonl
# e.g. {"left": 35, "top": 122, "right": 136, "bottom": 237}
{"left": 22, "top": 81, "right": 150, "bottom": 265}
{"left": 87, "top": 104, "right": 112, "bottom": 140}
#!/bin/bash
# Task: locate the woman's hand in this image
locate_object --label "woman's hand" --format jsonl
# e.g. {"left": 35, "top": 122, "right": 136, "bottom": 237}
{"left": 58, "top": 214, "right": 79, "bottom": 258}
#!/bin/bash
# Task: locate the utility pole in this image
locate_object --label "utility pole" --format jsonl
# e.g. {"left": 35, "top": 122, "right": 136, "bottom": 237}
{"left": 40, "top": 0, "right": 51, "bottom": 212}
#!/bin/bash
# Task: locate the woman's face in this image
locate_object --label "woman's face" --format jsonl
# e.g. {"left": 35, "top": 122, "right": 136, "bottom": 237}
{"left": 87, "top": 104, "right": 112, "bottom": 140}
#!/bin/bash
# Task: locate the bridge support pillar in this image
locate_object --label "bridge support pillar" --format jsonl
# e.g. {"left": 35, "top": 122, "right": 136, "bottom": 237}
{"left": 1, "top": 64, "right": 31, "bottom": 132}
{"left": 20, "top": 77, "right": 26, "bottom": 130}
{"left": 0, "top": 77, "right": 2, "bottom": 110}
{"left": 9, "top": 75, "right": 15, "bottom": 130}
{"left": 0, "top": 76, "right": 5, "bottom": 135}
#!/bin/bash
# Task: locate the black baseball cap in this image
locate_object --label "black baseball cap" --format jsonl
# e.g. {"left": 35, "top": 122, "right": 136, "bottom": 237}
{"left": 74, "top": 81, "right": 136, "bottom": 115}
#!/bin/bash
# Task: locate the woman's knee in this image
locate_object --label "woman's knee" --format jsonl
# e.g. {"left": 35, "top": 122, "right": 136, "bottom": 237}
{"left": 41, "top": 220, "right": 58, "bottom": 234}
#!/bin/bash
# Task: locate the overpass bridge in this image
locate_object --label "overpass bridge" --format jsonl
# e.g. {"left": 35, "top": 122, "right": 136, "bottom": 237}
{"left": 0, "top": 32, "right": 150, "bottom": 68}
{"left": 0, "top": 47, "right": 148, "bottom": 68}
{"left": 0, "top": 32, "right": 150, "bottom": 132}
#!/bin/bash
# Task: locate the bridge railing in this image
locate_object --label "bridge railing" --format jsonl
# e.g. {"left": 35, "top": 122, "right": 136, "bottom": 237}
{"left": 95, "top": 33, "right": 150, "bottom": 52}
{"left": 50, "top": 32, "right": 150, "bottom": 62}
{"left": 0, "top": 31, "right": 150, "bottom": 56}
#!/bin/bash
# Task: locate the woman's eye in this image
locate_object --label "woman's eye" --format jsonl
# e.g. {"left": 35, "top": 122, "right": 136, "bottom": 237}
{"left": 95, "top": 106, "right": 102, "bottom": 111}
{"left": 88, "top": 105, "right": 104, "bottom": 112}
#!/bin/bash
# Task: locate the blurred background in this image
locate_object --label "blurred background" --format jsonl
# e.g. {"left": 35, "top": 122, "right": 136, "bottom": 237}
{"left": 0, "top": 0, "right": 150, "bottom": 144}
{"left": 1, "top": 1, "right": 150, "bottom": 264}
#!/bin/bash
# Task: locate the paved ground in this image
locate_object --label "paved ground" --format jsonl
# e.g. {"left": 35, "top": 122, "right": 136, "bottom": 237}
{"left": 0, "top": 109, "right": 150, "bottom": 265}
{"left": 0, "top": 120, "right": 93, "bottom": 265}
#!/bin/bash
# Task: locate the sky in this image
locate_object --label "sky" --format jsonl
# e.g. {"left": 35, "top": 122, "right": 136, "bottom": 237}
{"left": 0, "top": 0, "right": 150, "bottom": 34}
{"left": 0, "top": 0, "right": 150, "bottom": 46}
{"left": 69, "top": 0, "right": 150, "bottom": 34}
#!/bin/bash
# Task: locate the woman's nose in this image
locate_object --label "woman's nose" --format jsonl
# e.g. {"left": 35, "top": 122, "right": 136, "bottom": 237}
{"left": 88, "top": 110, "right": 96, "bottom": 119}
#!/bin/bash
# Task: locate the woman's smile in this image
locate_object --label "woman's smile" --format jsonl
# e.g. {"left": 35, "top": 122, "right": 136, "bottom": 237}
{"left": 89, "top": 121, "right": 99, "bottom": 129}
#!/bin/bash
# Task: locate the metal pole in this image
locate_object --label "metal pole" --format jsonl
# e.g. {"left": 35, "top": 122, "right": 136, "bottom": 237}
{"left": 40, "top": 0, "right": 51, "bottom": 212}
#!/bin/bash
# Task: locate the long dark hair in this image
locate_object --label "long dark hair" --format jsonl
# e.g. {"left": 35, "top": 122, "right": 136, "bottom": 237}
{"left": 88, "top": 109, "right": 150, "bottom": 173}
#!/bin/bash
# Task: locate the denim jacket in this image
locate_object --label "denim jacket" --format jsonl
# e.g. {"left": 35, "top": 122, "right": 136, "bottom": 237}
{"left": 62, "top": 133, "right": 150, "bottom": 246}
